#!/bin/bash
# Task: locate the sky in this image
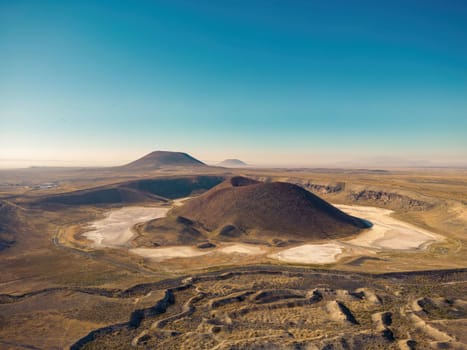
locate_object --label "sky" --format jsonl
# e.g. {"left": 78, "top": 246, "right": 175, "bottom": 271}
{"left": 1, "top": 0, "right": 466, "bottom": 168}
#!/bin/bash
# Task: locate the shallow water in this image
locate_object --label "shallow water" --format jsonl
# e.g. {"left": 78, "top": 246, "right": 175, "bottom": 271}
{"left": 217, "top": 243, "right": 264, "bottom": 255}
{"left": 130, "top": 246, "right": 209, "bottom": 261}
{"left": 83, "top": 202, "right": 443, "bottom": 265}
{"left": 335, "top": 204, "right": 441, "bottom": 250}
{"left": 269, "top": 204, "right": 442, "bottom": 264}
{"left": 270, "top": 243, "right": 343, "bottom": 264}
{"left": 83, "top": 206, "right": 169, "bottom": 248}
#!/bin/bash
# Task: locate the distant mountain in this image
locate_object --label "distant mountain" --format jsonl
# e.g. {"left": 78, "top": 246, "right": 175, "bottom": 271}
{"left": 218, "top": 159, "right": 248, "bottom": 167}
{"left": 121, "top": 151, "right": 206, "bottom": 169}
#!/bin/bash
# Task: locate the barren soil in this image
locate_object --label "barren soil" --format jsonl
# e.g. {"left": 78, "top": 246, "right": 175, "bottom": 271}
{"left": 0, "top": 167, "right": 465, "bottom": 349}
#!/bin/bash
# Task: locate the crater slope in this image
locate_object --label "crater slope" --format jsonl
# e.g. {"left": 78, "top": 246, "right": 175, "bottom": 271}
{"left": 36, "top": 175, "right": 225, "bottom": 206}
{"left": 140, "top": 177, "right": 370, "bottom": 246}
{"left": 0, "top": 201, "right": 20, "bottom": 250}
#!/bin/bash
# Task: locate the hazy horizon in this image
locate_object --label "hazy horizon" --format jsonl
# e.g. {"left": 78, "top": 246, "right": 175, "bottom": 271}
{"left": 1, "top": 149, "right": 466, "bottom": 169}
{"left": 1, "top": 1, "right": 466, "bottom": 169}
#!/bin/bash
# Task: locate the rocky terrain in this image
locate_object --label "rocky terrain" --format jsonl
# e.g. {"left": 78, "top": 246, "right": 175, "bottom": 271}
{"left": 61, "top": 267, "right": 467, "bottom": 350}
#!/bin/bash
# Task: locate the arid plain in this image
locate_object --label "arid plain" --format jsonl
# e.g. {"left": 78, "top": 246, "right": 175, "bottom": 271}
{"left": 0, "top": 151, "right": 466, "bottom": 349}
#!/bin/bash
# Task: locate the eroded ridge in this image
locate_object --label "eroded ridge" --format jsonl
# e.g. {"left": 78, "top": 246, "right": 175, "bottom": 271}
{"left": 67, "top": 268, "right": 467, "bottom": 350}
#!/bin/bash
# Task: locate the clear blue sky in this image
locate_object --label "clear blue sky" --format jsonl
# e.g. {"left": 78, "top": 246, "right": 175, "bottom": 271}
{"left": 1, "top": 0, "right": 466, "bottom": 167}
